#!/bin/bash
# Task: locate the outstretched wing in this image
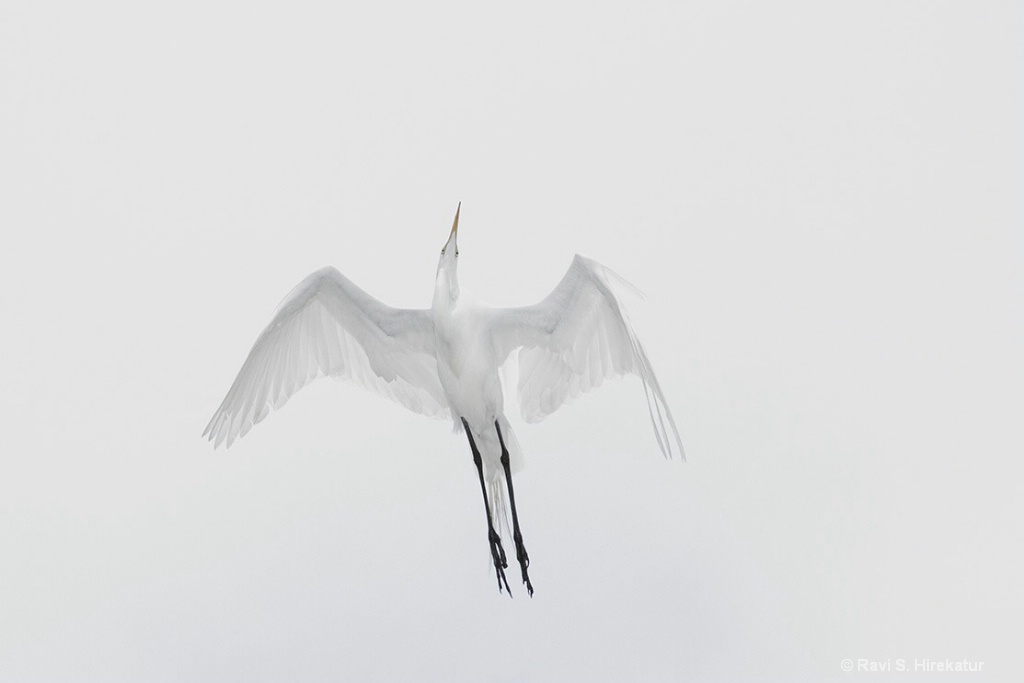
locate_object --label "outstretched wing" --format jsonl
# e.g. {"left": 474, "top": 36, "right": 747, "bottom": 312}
{"left": 488, "top": 255, "right": 684, "bottom": 459}
{"left": 203, "top": 266, "right": 449, "bottom": 448}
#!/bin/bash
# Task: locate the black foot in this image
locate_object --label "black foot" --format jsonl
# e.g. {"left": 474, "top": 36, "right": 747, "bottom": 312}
{"left": 513, "top": 531, "right": 534, "bottom": 596}
{"left": 489, "top": 529, "right": 511, "bottom": 595}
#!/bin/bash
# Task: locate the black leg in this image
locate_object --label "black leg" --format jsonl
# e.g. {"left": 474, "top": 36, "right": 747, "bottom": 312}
{"left": 462, "top": 417, "right": 511, "bottom": 596}
{"left": 495, "top": 420, "right": 534, "bottom": 597}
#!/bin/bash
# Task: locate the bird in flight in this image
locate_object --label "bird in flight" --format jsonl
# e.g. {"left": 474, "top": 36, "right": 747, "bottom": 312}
{"left": 203, "top": 204, "right": 684, "bottom": 596}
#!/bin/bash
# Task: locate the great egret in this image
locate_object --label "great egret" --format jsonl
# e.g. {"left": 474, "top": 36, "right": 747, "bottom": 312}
{"left": 203, "top": 205, "right": 684, "bottom": 596}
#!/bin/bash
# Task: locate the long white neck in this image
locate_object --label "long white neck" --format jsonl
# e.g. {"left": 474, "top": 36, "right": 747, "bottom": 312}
{"left": 432, "top": 267, "right": 460, "bottom": 313}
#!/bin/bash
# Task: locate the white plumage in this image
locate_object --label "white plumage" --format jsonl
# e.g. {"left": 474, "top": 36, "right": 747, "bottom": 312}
{"left": 203, "top": 267, "right": 449, "bottom": 449}
{"left": 204, "top": 205, "right": 684, "bottom": 595}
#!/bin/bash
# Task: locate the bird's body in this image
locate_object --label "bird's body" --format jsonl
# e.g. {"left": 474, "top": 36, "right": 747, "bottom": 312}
{"left": 434, "top": 295, "right": 500, "bottom": 432}
{"left": 204, "top": 205, "right": 683, "bottom": 595}
{"left": 433, "top": 265, "right": 516, "bottom": 476}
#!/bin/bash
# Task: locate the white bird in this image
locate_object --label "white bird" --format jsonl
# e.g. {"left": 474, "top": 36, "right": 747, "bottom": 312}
{"left": 203, "top": 204, "right": 684, "bottom": 595}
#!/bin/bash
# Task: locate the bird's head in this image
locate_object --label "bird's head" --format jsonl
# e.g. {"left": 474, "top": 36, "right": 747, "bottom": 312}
{"left": 435, "top": 202, "right": 461, "bottom": 300}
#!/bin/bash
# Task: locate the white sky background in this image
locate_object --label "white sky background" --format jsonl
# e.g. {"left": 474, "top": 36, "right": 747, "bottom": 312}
{"left": 1, "top": 1, "right": 1021, "bottom": 681}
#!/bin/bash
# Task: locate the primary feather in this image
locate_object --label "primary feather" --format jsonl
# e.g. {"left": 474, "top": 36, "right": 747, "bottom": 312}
{"left": 203, "top": 266, "right": 449, "bottom": 448}
{"left": 488, "top": 255, "right": 684, "bottom": 460}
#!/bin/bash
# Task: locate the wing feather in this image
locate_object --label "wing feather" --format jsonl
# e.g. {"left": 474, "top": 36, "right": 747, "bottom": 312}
{"left": 204, "top": 267, "right": 448, "bottom": 448}
{"left": 489, "top": 255, "right": 684, "bottom": 459}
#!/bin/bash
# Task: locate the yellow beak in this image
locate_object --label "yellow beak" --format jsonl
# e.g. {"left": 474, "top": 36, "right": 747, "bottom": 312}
{"left": 449, "top": 202, "right": 461, "bottom": 242}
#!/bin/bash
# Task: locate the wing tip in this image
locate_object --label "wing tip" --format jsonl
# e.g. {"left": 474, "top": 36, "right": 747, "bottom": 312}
{"left": 669, "top": 438, "right": 688, "bottom": 462}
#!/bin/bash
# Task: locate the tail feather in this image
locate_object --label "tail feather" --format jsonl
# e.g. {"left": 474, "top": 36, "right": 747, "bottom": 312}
{"left": 489, "top": 416, "right": 522, "bottom": 544}
{"left": 488, "top": 475, "right": 512, "bottom": 543}
{"left": 462, "top": 416, "right": 523, "bottom": 547}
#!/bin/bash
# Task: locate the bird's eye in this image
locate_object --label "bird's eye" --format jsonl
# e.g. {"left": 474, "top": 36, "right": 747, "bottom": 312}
{"left": 455, "top": 249, "right": 459, "bottom": 257}
{"left": 441, "top": 248, "right": 445, "bottom": 256}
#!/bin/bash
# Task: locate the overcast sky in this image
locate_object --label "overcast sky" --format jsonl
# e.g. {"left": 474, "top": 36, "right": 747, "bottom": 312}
{"left": 1, "top": 2, "right": 1021, "bottom": 681}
